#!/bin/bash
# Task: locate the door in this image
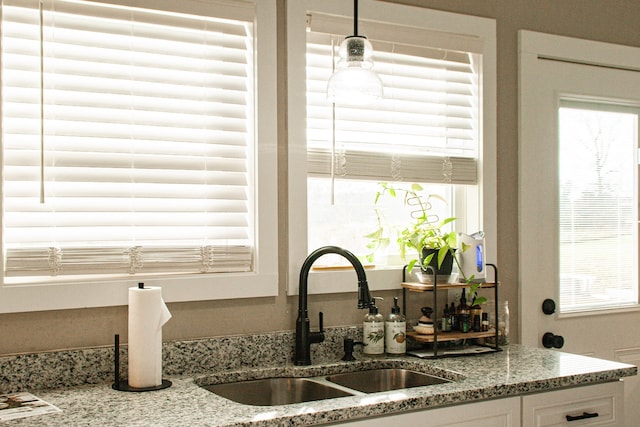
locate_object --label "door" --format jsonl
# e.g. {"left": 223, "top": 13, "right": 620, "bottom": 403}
{"left": 519, "top": 31, "right": 640, "bottom": 425}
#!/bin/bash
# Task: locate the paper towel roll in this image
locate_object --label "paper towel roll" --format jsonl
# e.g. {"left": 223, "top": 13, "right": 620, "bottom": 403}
{"left": 128, "top": 285, "right": 172, "bottom": 388}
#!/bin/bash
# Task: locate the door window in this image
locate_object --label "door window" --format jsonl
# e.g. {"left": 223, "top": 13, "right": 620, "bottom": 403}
{"left": 558, "top": 100, "right": 639, "bottom": 312}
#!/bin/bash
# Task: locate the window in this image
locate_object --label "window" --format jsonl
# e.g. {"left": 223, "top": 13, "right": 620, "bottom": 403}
{"left": 558, "top": 100, "right": 639, "bottom": 312}
{"left": 0, "top": 0, "right": 278, "bottom": 312}
{"left": 287, "top": 0, "right": 496, "bottom": 294}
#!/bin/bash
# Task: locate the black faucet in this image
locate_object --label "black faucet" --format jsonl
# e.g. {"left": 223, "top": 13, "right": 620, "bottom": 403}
{"left": 294, "top": 246, "right": 373, "bottom": 366}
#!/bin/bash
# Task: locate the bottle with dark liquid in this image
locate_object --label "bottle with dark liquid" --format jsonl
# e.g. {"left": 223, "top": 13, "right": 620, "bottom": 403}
{"left": 442, "top": 304, "right": 451, "bottom": 332}
{"left": 457, "top": 288, "right": 471, "bottom": 333}
{"left": 449, "top": 301, "right": 458, "bottom": 331}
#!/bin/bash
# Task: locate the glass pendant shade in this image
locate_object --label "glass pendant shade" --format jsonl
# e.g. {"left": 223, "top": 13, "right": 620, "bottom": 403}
{"left": 327, "top": 36, "right": 383, "bottom": 105}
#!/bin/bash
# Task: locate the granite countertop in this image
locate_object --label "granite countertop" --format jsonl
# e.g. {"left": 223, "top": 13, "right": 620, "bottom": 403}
{"left": 3, "top": 344, "right": 636, "bottom": 427}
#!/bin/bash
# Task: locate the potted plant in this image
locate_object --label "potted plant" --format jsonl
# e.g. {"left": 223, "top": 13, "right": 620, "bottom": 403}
{"left": 366, "top": 182, "right": 456, "bottom": 276}
{"left": 366, "top": 182, "right": 486, "bottom": 304}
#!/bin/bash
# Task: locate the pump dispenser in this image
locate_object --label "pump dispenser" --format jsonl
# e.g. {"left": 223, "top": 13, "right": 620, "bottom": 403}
{"left": 363, "top": 297, "right": 384, "bottom": 355}
{"left": 385, "top": 297, "right": 406, "bottom": 354}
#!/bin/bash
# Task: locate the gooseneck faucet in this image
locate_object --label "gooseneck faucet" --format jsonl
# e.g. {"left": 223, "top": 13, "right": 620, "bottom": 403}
{"left": 295, "top": 246, "right": 373, "bottom": 366}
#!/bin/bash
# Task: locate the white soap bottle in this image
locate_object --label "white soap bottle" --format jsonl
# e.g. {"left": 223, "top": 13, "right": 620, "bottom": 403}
{"left": 363, "top": 297, "right": 384, "bottom": 355}
{"left": 385, "top": 297, "right": 406, "bottom": 354}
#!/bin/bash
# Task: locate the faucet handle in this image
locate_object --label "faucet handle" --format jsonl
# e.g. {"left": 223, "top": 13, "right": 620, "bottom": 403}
{"left": 309, "top": 312, "right": 325, "bottom": 345}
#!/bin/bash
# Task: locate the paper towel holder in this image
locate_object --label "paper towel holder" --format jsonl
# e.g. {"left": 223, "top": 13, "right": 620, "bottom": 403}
{"left": 112, "top": 334, "right": 172, "bottom": 392}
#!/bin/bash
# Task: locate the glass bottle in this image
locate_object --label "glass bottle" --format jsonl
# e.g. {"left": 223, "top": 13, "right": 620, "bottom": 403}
{"left": 385, "top": 297, "right": 406, "bottom": 354}
{"left": 498, "top": 300, "right": 510, "bottom": 345}
{"left": 472, "top": 314, "right": 481, "bottom": 332}
{"left": 441, "top": 303, "right": 451, "bottom": 332}
{"left": 470, "top": 305, "right": 482, "bottom": 332}
{"left": 449, "top": 301, "right": 458, "bottom": 331}
{"left": 457, "top": 289, "right": 471, "bottom": 333}
{"left": 363, "top": 299, "right": 385, "bottom": 355}
{"left": 481, "top": 312, "right": 489, "bottom": 332}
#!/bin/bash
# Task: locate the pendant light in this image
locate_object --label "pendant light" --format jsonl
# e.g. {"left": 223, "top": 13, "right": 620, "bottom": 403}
{"left": 326, "top": 0, "right": 383, "bottom": 105}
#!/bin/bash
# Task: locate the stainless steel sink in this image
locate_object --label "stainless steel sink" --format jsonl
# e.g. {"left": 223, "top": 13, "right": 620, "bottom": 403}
{"left": 326, "top": 368, "right": 451, "bottom": 393}
{"left": 199, "top": 365, "right": 457, "bottom": 406}
{"left": 201, "top": 377, "right": 354, "bottom": 406}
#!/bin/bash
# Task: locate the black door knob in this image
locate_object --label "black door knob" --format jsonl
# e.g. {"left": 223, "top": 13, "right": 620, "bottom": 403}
{"left": 542, "top": 298, "right": 556, "bottom": 315}
{"left": 542, "top": 332, "right": 564, "bottom": 349}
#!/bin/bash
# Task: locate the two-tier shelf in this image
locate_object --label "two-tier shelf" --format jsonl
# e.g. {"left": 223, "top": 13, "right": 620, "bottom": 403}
{"left": 401, "top": 263, "right": 501, "bottom": 358}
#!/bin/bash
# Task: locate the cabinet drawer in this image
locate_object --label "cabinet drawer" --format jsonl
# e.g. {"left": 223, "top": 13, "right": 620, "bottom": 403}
{"left": 330, "top": 396, "right": 521, "bottom": 426}
{"left": 522, "top": 381, "right": 624, "bottom": 427}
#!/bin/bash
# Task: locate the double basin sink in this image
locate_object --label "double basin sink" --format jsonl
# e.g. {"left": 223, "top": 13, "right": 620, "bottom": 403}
{"left": 198, "top": 364, "right": 457, "bottom": 406}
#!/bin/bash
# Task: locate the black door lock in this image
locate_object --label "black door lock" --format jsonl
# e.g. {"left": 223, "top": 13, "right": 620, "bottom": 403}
{"left": 542, "top": 298, "right": 556, "bottom": 315}
{"left": 542, "top": 332, "right": 564, "bottom": 349}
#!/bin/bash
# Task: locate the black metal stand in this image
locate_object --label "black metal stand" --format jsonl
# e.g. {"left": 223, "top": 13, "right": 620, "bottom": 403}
{"left": 112, "top": 379, "right": 172, "bottom": 392}
{"left": 402, "top": 263, "right": 501, "bottom": 358}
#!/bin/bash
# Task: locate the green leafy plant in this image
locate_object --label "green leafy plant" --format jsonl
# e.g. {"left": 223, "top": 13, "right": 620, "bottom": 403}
{"left": 366, "top": 182, "right": 486, "bottom": 306}
{"left": 468, "top": 282, "right": 486, "bottom": 307}
{"left": 366, "top": 182, "right": 456, "bottom": 272}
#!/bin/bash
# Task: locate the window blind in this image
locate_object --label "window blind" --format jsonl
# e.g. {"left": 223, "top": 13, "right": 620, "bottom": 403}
{"left": 306, "top": 16, "right": 479, "bottom": 184}
{"left": 558, "top": 102, "right": 638, "bottom": 312}
{"left": 1, "top": 0, "right": 255, "bottom": 278}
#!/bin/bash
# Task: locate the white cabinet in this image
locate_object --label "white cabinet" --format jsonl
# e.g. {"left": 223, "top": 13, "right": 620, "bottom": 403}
{"left": 522, "top": 381, "right": 624, "bottom": 427}
{"left": 330, "top": 396, "right": 521, "bottom": 426}
{"left": 329, "top": 381, "right": 624, "bottom": 427}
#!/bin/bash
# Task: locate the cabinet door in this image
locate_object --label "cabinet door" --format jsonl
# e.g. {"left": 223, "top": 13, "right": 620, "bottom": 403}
{"left": 522, "top": 381, "right": 624, "bottom": 427}
{"left": 330, "top": 396, "right": 521, "bottom": 426}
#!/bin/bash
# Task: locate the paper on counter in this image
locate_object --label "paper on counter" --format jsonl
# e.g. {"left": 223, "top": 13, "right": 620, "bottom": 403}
{"left": 0, "top": 392, "right": 61, "bottom": 422}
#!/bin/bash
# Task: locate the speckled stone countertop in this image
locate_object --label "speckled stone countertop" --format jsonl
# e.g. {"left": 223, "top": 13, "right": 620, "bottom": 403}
{"left": 2, "top": 344, "right": 636, "bottom": 427}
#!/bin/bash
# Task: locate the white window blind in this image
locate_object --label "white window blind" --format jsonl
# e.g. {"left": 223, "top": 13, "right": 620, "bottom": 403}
{"left": 558, "top": 101, "right": 638, "bottom": 312}
{"left": 306, "top": 15, "right": 479, "bottom": 184}
{"left": 1, "top": 0, "right": 256, "bottom": 278}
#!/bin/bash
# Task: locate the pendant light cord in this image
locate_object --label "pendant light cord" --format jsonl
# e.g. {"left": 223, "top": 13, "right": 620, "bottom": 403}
{"left": 39, "top": 0, "right": 45, "bottom": 204}
{"left": 330, "top": 38, "right": 336, "bottom": 205}
{"left": 353, "top": 0, "right": 358, "bottom": 36}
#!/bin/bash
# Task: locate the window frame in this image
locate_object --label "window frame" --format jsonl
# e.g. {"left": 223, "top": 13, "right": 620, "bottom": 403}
{"left": 286, "top": 0, "right": 497, "bottom": 296}
{"left": 0, "top": 0, "right": 278, "bottom": 313}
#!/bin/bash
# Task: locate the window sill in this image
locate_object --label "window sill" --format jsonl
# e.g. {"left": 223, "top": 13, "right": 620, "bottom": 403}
{"left": 0, "top": 271, "right": 278, "bottom": 313}
{"left": 288, "top": 266, "right": 408, "bottom": 296}
{"left": 557, "top": 303, "right": 640, "bottom": 319}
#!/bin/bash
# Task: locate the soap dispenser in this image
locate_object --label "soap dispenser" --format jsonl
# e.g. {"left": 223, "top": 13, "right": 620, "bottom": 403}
{"left": 363, "top": 297, "right": 384, "bottom": 355}
{"left": 385, "top": 297, "right": 406, "bottom": 354}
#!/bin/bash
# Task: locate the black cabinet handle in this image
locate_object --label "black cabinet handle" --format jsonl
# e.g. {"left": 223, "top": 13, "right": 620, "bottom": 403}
{"left": 566, "top": 411, "right": 599, "bottom": 421}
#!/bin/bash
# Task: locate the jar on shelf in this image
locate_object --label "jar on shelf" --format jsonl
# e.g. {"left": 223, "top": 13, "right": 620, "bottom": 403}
{"left": 485, "top": 300, "right": 509, "bottom": 345}
{"left": 470, "top": 305, "right": 482, "bottom": 332}
{"left": 497, "top": 300, "right": 510, "bottom": 345}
